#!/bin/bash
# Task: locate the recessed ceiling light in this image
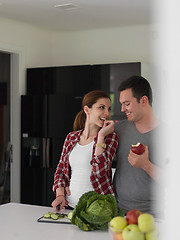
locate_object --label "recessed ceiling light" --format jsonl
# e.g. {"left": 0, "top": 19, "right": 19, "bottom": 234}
{"left": 54, "top": 3, "right": 79, "bottom": 10}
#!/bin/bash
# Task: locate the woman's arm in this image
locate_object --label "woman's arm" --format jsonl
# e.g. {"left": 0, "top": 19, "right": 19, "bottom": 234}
{"left": 52, "top": 133, "right": 71, "bottom": 193}
{"left": 51, "top": 187, "right": 66, "bottom": 211}
{"left": 94, "top": 120, "right": 115, "bottom": 156}
{"left": 90, "top": 131, "right": 118, "bottom": 195}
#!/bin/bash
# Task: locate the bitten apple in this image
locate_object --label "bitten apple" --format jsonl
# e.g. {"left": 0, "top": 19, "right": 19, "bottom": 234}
{"left": 131, "top": 142, "right": 145, "bottom": 155}
{"left": 126, "top": 209, "right": 142, "bottom": 224}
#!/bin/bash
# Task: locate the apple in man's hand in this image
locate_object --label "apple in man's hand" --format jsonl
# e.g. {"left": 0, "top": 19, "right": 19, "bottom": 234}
{"left": 126, "top": 209, "right": 142, "bottom": 225}
{"left": 131, "top": 142, "right": 145, "bottom": 155}
{"left": 122, "top": 224, "right": 144, "bottom": 240}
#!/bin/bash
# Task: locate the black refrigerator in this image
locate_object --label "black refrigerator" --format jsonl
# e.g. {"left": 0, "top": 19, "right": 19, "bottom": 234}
{"left": 21, "top": 94, "right": 82, "bottom": 206}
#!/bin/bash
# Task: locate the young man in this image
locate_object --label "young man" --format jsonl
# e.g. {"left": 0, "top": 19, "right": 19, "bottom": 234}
{"left": 113, "top": 76, "right": 164, "bottom": 218}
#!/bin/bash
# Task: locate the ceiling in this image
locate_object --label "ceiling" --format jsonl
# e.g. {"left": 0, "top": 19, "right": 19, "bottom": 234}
{"left": 0, "top": 0, "right": 152, "bottom": 32}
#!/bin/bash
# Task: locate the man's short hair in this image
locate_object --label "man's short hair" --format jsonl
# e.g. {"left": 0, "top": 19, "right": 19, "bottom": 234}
{"left": 118, "top": 76, "right": 153, "bottom": 106}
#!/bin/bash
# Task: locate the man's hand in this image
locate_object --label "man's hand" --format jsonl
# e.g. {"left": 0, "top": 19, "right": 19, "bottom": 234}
{"left": 128, "top": 145, "right": 161, "bottom": 182}
{"left": 128, "top": 145, "right": 149, "bottom": 169}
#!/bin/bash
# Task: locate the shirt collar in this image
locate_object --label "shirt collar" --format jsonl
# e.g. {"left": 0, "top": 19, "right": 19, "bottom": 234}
{"left": 72, "top": 129, "right": 99, "bottom": 142}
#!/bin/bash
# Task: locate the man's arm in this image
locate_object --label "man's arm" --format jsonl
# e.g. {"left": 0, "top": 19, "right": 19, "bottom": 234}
{"left": 128, "top": 146, "right": 162, "bottom": 182}
{"left": 142, "top": 160, "right": 162, "bottom": 182}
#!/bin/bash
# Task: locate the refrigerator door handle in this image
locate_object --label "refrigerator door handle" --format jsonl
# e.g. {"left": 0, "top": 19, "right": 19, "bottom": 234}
{"left": 43, "top": 138, "right": 46, "bottom": 168}
{"left": 46, "top": 138, "right": 50, "bottom": 168}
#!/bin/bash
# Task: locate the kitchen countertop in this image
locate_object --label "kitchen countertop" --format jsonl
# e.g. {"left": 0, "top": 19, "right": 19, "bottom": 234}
{"left": 0, "top": 202, "right": 110, "bottom": 240}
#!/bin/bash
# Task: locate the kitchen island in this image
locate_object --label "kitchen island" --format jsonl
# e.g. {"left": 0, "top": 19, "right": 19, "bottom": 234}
{"left": 0, "top": 203, "right": 109, "bottom": 240}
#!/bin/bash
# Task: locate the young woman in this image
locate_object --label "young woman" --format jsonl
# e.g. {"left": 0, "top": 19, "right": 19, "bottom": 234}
{"left": 51, "top": 90, "right": 118, "bottom": 211}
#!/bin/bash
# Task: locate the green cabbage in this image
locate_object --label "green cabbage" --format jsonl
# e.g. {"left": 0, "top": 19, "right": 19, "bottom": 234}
{"left": 70, "top": 191, "right": 119, "bottom": 231}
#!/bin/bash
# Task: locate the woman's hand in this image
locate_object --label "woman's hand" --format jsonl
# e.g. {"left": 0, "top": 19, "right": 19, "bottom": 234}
{"left": 98, "top": 120, "right": 114, "bottom": 139}
{"left": 95, "top": 120, "right": 114, "bottom": 156}
{"left": 51, "top": 186, "right": 71, "bottom": 212}
{"left": 51, "top": 195, "right": 66, "bottom": 212}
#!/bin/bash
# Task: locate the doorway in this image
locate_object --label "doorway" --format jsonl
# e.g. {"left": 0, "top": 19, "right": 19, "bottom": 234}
{"left": 0, "top": 52, "right": 11, "bottom": 204}
{"left": 0, "top": 43, "right": 25, "bottom": 204}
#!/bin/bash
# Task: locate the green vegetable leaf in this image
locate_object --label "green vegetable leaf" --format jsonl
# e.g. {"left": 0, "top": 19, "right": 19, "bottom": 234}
{"left": 118, "top": 208, "right": 125, "bottom": 217}
{"left": 74, "top": 216, "right": 96, "bottom": 231}
{"left": 71, "top": 191, "right": 97, "bottom": 224}
{"left": 70, "top": 191, "right": 118, "bottom": 231}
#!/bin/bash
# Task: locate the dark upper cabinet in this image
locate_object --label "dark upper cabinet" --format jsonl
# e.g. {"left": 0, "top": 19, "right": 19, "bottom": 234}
{"left": 27, "top": 65, "right": 95, "bottom": 96}
{"left": 54, "top": 65, "right": 94, "bottom": 96}
{"left": 27, "top": 67, "right": 55, "bottom": 95}
{"left": 92, "top": 64, "right": 110, "bottom": 93}
{"left": 47, "top": 94, "right": 82, "bottom": 138}
{"left": 21, "top": 95, "right": 47, "bottom": 137}
{"left": 21, "top": 94, "right": 82, "bottom": 138}
{"left": 26, "top": 62, "right": 141, "bottom": 120}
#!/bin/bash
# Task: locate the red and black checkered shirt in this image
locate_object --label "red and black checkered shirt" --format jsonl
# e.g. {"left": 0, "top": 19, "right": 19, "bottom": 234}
{"left": 52, "top": 129, "right": 118, "bottom": 196}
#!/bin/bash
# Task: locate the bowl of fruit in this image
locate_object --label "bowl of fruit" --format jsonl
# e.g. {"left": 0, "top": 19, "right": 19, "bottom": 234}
{"left": 109, "top": 209, "right": 160, "bottom": 240}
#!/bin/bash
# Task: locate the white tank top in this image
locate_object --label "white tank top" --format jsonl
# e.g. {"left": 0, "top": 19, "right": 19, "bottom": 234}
{"left": 66, "top": 141, "right": 94, "bottom": 208}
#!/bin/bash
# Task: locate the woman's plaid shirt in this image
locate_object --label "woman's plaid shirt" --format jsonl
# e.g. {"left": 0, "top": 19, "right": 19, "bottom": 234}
{"left": 52, "top": 129, "right": 118, "bottom": 196}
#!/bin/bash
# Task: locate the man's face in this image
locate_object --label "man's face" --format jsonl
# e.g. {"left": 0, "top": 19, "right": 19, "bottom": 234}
{"left": 119, "top": 88, "right": 143, "bottom": 122}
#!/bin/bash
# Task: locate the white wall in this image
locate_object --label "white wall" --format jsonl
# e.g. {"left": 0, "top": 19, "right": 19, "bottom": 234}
{"left": 0, "top": 17, "right": 152, "bottom": 68}
{"left": 51, "top": 25, "right": 151, "bottom": 66}
{"left": 0, "top": 17, "right": 53, "bottom": 67}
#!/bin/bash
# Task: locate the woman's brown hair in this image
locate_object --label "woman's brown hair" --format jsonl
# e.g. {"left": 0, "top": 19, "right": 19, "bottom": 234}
{"left": 73, "top": 90, "right": 111, "bottom": 131}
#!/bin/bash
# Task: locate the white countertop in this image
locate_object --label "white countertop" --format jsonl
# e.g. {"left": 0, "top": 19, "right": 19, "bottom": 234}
{"left": 0, "top": 203, "right": 110, "bottom": 240}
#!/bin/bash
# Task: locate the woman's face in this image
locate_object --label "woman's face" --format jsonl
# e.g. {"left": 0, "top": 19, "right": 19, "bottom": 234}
{"left": 84, "top": 98, "right": 112, "bottom": 127}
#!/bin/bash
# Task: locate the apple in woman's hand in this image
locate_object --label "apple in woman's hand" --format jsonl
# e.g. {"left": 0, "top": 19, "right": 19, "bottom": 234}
{"left": 131, "top": 143, "right": 145, "bottom": 155}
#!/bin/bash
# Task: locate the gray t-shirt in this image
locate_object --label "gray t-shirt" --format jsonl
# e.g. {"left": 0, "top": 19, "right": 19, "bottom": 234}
{"left": 113, "top": 119, "right": 164, "bottom": 217}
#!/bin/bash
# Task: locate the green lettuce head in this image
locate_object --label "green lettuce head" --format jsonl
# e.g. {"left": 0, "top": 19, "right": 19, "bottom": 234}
{"left": 70, "top": 191, "right": 119, "bottom": 231}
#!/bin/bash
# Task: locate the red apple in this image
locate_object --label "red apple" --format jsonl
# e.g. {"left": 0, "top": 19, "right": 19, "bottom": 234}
{"left": 131, "top": 142, "right": 145, "bottom": 155}
{"left": 126, "top": 209, "right": 143, "bottom": 225}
